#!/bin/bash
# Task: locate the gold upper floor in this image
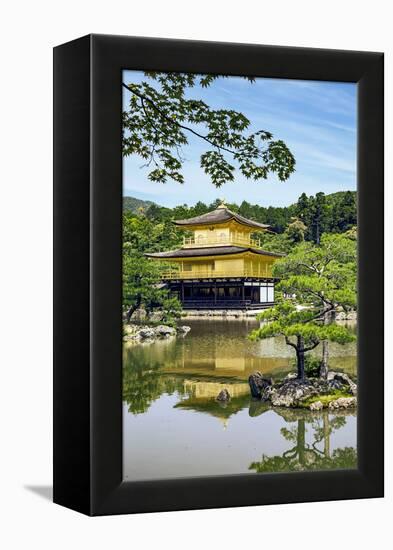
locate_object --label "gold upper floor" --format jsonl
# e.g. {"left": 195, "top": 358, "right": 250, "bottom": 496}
{"left": 182, "top": 234, "right": 262, "bottom": 249}
{"left": 182, "top": 221, "right": 264, "bottom": 249}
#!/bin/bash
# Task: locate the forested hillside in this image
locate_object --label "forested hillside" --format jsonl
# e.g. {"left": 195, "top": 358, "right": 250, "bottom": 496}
{"left": 123, "top": 190, "right": 356, "bottom": 243}
{"left": 123, "top": 196, "right": 155, "bottom": 213}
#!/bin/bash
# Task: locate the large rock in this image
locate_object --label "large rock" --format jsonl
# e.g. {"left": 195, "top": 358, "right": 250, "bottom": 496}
{"left": 248, "top": 372, "right": 273, "bottom": 399}
{"left": 328, "top": 397, "right": 357, "bottom": 409}
{"left": 138, "top": 327, "right": 156, "bottom": 339}
{"left": 216, "top": 389, "right": 231, "bottom": 402}
{"left": 155, "top": 325, "right": 176, "bottom": 338}
{"left": 270, "top": 379, "right": 318, "bottom": 408}
{"left": 327, "top": 371, "right": 357, "bottom": 395}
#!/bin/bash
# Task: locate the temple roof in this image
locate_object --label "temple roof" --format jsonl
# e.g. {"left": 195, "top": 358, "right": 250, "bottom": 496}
{"left": 173, "top": 205, "right": 269, "bottom": 230}
{"left": 145, "top": 246, "right": 284, "bottom": 259}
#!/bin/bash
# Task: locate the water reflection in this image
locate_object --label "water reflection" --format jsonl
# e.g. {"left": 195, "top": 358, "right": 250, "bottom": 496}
{"left": 123, "top": 320, "right": 357, "bottom": 480}
{"left": 123, "top": 319, "right": 357, "bottom": 382}
{"left": 249, "top": 410, "right": 356, "bottom": 472}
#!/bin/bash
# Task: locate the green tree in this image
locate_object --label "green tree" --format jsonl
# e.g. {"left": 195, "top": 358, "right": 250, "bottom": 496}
{"left": 285, "top": 217, "right": 307, "bottom": 243}
{"left": 123, "top": 212, "right": 183, "bottom": 323}
{"left": 296, "top": 192, "right": 331, "bottom": 243}
{"left": 250, "top": 234, "right": 356, "bottom": 380}
{"left": 250, "top": 301, "right": 354, "bottom": 380}
{"left": 122, "top": 73, "right": 295, "bottom": 187}
{"left": 295, "top": 192, "right": 311, "bottom": 231}
{"left": 272, "top": 233, "right": 357, "bottom": 378}
{"left": 329, "top": 191, "right": 357, "bottom": 233}
{"left": 309, "top": 192, "right": 329, "bottom": 244}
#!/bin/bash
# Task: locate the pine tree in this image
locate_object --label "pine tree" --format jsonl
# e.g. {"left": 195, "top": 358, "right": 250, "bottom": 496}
{"left": 250, "top": 233, "right": 356, "bottom": 380}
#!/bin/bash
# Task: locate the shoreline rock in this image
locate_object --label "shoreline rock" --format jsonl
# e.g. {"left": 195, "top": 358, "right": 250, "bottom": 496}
{"left": 335, "top": 310, "right": 357, "bottom": 321}
{"left": 249, "top": 371, "right": 357, "bottom": 410}
{"left": 248, "top": 372, "right": 273, "bottom": 398}
{"left": 181, "top": 309, "right": 264, "bottom": 319}
{"left": 123, "top": 323, "right": 191, "bottom": 343}
{"left": 328, "top": 397, "right": 357, "bottom": 409}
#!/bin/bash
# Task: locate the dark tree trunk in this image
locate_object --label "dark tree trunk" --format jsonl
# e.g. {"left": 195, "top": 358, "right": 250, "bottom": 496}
{"left": 126, "top": 296, "right": 142, "bottom": 322}
{"left": 296, "top": 335, "right": 306, "bottom": 380}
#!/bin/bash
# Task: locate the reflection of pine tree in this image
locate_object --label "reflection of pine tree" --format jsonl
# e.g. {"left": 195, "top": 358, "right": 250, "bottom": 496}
{"left": 249, "top": 412, "right": 357, "bottom": 473}
{"left": 311, "top": 411, "right": 347, "bottom": 458}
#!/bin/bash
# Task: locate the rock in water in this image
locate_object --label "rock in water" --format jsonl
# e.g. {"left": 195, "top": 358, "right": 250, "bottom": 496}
{"left": 177, "top": 325, "right": 191, "bottom": 335}
{"left": 248, "top": 372, "right": 273, "bottom": 399}
{"left": 327, "top": 371, "right": 357, "bottom": 395}
{"left": 309, "top": 400, "right": 324, "bottom": 411}
{"left": 138, "top": 327, "right": 156, "bottom": 339}
{"left": 328, "top": 397, "right": 357, "bottom": 409}
{"left": 216, "top": 389, "right": 231, "bottom": 402}
{"left": 270, "top": 379, "right": 318, "bottom": 408}
{"left": 155, "top": 325, "right": 176, "bottom": 337}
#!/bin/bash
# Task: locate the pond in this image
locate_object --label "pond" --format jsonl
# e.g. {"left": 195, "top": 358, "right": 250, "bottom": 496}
{"left": 123, "top": 319, "right": 357, "bottom": 481}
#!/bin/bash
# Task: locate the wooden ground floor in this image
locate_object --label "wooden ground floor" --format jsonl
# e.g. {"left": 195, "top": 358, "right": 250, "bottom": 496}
{"left": 164, "top": 278, "right": 276, "bottom": 310}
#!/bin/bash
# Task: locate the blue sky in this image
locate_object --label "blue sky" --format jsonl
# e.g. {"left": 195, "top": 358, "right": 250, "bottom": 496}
{"left": 122, "top": 70, "right": 356, "bottom": 208}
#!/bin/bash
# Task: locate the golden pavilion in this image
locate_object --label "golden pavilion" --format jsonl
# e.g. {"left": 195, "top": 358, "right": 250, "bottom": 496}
{"left": 146, "top": 201, "right": 283, "bottom": 310}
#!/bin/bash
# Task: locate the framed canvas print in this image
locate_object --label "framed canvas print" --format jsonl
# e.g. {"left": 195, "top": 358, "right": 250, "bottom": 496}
{"left": 53, "top": 34, "right": 384, "bottom": 515}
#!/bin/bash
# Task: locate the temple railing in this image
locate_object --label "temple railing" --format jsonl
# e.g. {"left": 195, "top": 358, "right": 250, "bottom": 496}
{"left": 182, "top": 235, "right": 262, "bottom": 249}
{"left": 181, "top": 300, "right": 274, "bottom": 309}
{"left": 161, "top": 267, "right": 273, "bottom": 279}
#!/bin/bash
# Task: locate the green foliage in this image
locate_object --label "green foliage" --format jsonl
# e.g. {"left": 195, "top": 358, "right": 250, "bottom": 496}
{"left": 273, "top": 233, "right": 357, "bottom": 310}
{"left": 123, "top": 213, "right": 182, "bottom": 323}
{"left": 300, "top": 389, "right": 353, "bottom": 408}
{"left": 295, "top": 190, "right": 357, "bottom": 242}
{"left": 250, "top": 302, "right": 355, "bottom": 348}
{"left": 153, "top": 296, "right": 182, "bottom": 326}
{"left": 250, "top": 232, "right": 357, "bottom": 378}
{"left": 123, "top": 196, "right": 155, "bottom": 213}
{"left": 123, "top": 72, "right": 295, "bottom": 187}
{"left": 285, "top": 217, "right": 307, "bottom": 243}
{"left": 291, "top": 355, "right": 321, "bottom": 377}
{"left": 123, "top": 191, "right": 357, "bottom": 237}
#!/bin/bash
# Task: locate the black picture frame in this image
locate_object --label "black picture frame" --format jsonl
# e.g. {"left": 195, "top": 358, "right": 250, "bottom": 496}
{"left": 53, "top": 34, "right": 384, "bottom": 516}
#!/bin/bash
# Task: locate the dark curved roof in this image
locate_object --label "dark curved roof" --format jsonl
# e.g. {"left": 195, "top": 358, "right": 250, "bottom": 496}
{"left": 173, "top": 207, "right": 269, "bottom": 230}
{"left": 145, "top": 246, "right": 284, "bottom": 259}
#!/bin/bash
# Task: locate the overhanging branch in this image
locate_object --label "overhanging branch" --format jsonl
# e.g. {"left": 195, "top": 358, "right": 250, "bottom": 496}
{"left": 123, "top": 82, "right": 256, "bottom": 157}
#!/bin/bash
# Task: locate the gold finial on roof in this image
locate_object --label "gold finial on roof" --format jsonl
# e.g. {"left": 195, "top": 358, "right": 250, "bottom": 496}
{"left": 217, "top": 198, "right": 227, "bottom": 209}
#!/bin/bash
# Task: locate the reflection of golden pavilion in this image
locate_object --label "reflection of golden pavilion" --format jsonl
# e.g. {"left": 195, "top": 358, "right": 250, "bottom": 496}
{"left": 177, "top": 380, "right": 251, "bottom": 429}
{"left": 146, "top": 201, "right": 283, "bottom": 310}
{"left": 183, "top": 380, "right": 250, "bottom": 399}
{"left": 168, "top": 338, "right": 287, "bottom": 377}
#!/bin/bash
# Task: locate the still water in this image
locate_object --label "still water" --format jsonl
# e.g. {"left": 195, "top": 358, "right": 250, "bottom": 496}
{"left": 123, "top": 319, "right": 357, "bottom": 481}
